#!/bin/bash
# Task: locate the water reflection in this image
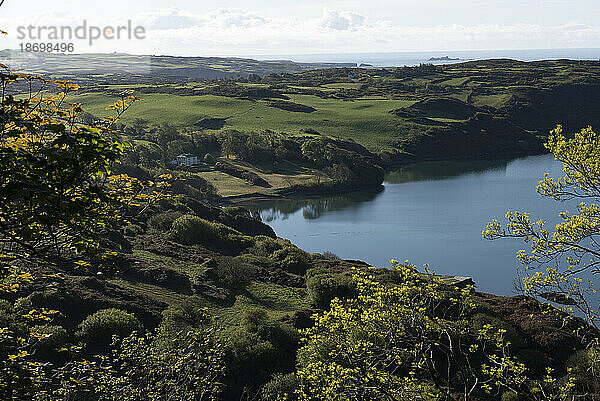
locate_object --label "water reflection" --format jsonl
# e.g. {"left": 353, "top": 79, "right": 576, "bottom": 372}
{"left": 246, "top": 189, "right": 382, "bottom": 221}
{"left": 249, "top": 158, "right": 516, "bottom": 220}
{"left": 239, "top": 154, "right": 568, "bottom": 296}
{"left": 385, "top": 158, "right": 512, "bottom": 184}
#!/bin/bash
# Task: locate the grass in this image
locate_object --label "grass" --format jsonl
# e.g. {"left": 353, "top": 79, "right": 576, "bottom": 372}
{"left": 112, "top": 242, "right": 311, "bottom": 333}
{"left": 57, "top": 59, "right": 600, "bottom": 157}
{"left": 427, "top": 117, "right": 467, "bottom": 123}
{"left": 132, "top": 249, "right": 209, "bottom": 277}
{"left": 472, "top": 93, "right": 513, "bottom": 108}
{"left": 109, "top": 276, "right": 309, "bottom": 333}
{"left": 439, "top": 77, "right": 471, "bottom": 86}
{"left": 201, "top": 171, "right": 269, "bottom": 197}
{"left": 322, "top": 82, "right": 364, "bottom": 89}
{"left": 210, "top": 282, "right": 310, "bottom": 332}
{"left": 72, "top": 93, "right": 257, "bottom": 127}
{"left": 72, "top": 92, "right": 416, "bottom": 152}
{"left": 109, "top": 279, "right": 190, "bottom": 306}
{"left": 288, "top": 85, "right": 337, "bottom": 92}
{"left": 198, "top": 160, "right": 327, "bottom": 197}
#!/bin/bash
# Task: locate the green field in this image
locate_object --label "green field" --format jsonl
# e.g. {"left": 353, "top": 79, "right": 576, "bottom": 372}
{"left": 74, "top": 92, "right": 416, "bottom": 152}
{"left": 25, "top": 57, "right": 600, "bottom": 161}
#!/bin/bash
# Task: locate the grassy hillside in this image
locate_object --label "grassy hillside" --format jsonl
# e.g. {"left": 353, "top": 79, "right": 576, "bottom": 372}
{"left": 25, "top": 201, "right": 597, "bottom": 400}
{"left": 1, "top": 51, "right": 355, "bottom": 80}
{"left": 73, "top": 92, "right": 415, "bottom": 152}
{"left": 56, "top": 59, "right": 600, "bottom": 162}
{"left": 4, "top": 60, "right": 600, "bottom": 400}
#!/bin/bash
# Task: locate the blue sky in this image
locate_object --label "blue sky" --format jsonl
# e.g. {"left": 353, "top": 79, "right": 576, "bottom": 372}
{"left": 1, "top": 0, "right": 599, "bottom": 55}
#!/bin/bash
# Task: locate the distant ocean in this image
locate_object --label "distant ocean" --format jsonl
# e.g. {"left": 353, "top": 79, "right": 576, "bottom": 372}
{"left": 252, "top": 48, "right": 600, "bottom": 67}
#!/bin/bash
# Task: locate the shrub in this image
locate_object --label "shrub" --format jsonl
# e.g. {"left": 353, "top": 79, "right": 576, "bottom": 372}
{"left": 271, "top": 245, "right": 311, "bottom": 275}
{"left": 249, "top": 236, "right": 282, "bottom": 257}
{"left": 261, "top": 373, "right": 299, "bottom": 401}
{"left": 223, "top": 205, "right": 251, "bottom": 218}
{"left": 515, "top": 349, "right": 550, "bottom": 379}
{"left": 171, "top": 174, "right": 216, "bottom": 198}
{"left": 148, "top": 210, "right": 183, "bottom": 231}
{"left": 223, "top": 309, "right": 300, "bottom": 401}
{"left": 237, "top": 253, "right": 275, "bottom": 269}
{"left": 216, "top": 258, "right": 255, "bottom": 291}
{"left": 241, "top": 309, "right": 299, "bottom": 352}
{"left": 306, "top": 271, "right": 357, "bottom": 309}
{"left": 13, "top": 297, "right": 32, "bottom": 315}
{"left": 0, "top": 300, "right": 29, "bottom": 340}
{"left": 566, "top": 348, "right": 600, "bottom": 394}
{"left": 159, "top": 299, "right": 212, "bottom": 337}
{"left": 322, "top": 251, "right": 341, "bottom": 260}
{"left": 470, "top": 313, "right": 525, "bottom": 349}
{"left": 76, "top": 308, "right": 143, "bottom": 348}
{"left": 241, "top": 308, "right": 300, "bottom": 354}
{"left": 56, "top": 327, "right": 225, "bottom": 401}
{"left": 31, "top": 325, "right": 68, "bottom": 362}
{"left": 204, "top": 153, "right": 216, "bottom": 165}
{"left": 501, "top": 392, "right": 520, "bottom": 401}
{"left": 169, "top": 214, "right": 240, "bottom": 251}
{"left": 224, "top": 334, "right": 279, "bottom": 400}
{"left": 122, "top": 224, "right": 144, "bottom": 237}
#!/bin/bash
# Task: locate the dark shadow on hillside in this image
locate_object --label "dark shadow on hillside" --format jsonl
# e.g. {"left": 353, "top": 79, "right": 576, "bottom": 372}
{"left": 195, "top": 117, "right": 229, "bottom": 130}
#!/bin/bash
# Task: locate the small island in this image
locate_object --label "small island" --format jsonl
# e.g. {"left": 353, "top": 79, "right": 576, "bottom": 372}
{"left": 429, "top": 56, "right": 461, "bottom": 61}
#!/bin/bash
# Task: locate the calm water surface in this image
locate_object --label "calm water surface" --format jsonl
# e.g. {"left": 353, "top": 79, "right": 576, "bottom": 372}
{"left": 243, "top": 155, "right": 574, "bottom": 296}
{"left": 254, "top": 49, "right": 600, "bottom": 67}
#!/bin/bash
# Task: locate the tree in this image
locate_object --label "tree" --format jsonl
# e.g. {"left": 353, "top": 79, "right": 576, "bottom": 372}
{"left": 47, "top": 314, "right": 225, "bottom": 401}
{"left": 149, "top": 123, "right": 181, "bottom": 163}
{"left": 76, "top": 308, "right": 143, "bottom": 350}
{"left": 301, "top": 138, "right": 330, "bottom": 167}
{"left": 0, "top": 66, "right": 169, "bottom": 399}
{"left": 289, "top": 263, "right": 581, "bottom": 401}
{"left": 0, "top": 67, "right": 168, "bottom": 273}
{"left": 484, "top": 126, "right": 600, "bottom": 331}
{"left": 125, "top": 118, "right": 149, "bottom": 136}
{"left": 220, "top": 130, "right": 247, "bottom": 159}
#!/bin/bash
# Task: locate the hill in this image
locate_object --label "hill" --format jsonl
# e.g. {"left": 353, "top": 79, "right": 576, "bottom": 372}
{"left": 2, "top": 57, "right": 599, "bottom": 401}
{"left": 0, "top": 50, "right": 356, "bottom": 81}
{"left": 41, "top": 58, "right": 600, "bottom": 165}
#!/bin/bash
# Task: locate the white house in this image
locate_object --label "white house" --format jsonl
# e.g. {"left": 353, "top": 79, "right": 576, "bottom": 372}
{"left": 174, "top": 153, "right": 199, "bottom": 166}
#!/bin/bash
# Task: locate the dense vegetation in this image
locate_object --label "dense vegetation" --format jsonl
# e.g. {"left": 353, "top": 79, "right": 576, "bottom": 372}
{"left": 1, "top": 60, "right": 599, "bottom": 400}
{"left": 39, "top": 58, "right": 600, "bottom": 161}
{"left": 106, "top": 119, "right": 385, "bottom": 198}
{"left": 10, "top": 56, "right": 598, "bottom": 198}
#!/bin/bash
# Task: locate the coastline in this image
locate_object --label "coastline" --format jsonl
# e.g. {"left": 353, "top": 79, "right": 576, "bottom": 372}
{"left": 222, "top": 147, "right": 548, "bottom": 203}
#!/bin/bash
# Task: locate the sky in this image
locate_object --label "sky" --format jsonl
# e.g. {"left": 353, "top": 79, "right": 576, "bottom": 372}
{"left": 1, "top": 0, "right": 599, "bottom": 56}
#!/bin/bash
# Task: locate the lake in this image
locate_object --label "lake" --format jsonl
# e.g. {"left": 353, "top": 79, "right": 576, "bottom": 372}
{"left": 243, "top": 154, "right": 570, "bottom": 296}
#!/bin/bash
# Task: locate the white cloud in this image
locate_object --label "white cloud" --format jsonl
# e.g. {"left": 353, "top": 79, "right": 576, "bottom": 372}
{"left": 319, "top": 9, "right": 366, "bottom": 31}
{"left": 2, "top": 7, "right": 600, "bottom": 56}
{"left": 139, "top": 8, "right": 267, "bottom": 30}
{"left": 141, "top": 8, "right": 200, "bottom": 30}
